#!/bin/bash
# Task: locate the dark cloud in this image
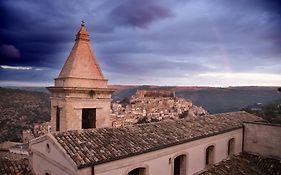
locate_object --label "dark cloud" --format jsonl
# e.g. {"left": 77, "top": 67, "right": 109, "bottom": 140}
{"left": 109, "top": 0, "right": 173, "bottom": 28}
{"left": 0, "top": 45, "right": 20, "bottom": 58}
{"left": 100, "top": 53, "right": 214, "bottom": 78}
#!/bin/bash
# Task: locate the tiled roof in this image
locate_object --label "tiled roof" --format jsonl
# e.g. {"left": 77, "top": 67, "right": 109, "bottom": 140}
{"left": 0, "top": 142, "right": 22, "bottom": 151}
{"left": 200, "top": 154, "right": 281, "bottom": 175}
{"left": 0, "top": 152, "right": 32, "bottom": 175}
{"left": 53, "top": 111, "right": 263, "bottom": 168}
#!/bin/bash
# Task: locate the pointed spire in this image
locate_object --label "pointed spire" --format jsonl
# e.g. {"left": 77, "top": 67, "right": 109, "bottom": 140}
{"left": 56, "top": 21, "right": 107, "bottom": 88}
{"left": 76, "top": 20, "right": 90, "bottom": 41}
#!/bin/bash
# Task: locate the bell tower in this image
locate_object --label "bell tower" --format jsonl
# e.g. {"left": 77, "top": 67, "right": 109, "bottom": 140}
{"left": 48, "top": 21, "right": 114, "bottom": 132}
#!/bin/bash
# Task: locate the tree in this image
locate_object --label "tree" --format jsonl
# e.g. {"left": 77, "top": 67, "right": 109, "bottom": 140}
{"left": 179, "top": 110, "right": 189, "bottom": 119}
{"left": 121, "top": 97, "right": 130, "bottom": 107}
{"left": 136, "top": 116, "right": 149, "bottom": 124}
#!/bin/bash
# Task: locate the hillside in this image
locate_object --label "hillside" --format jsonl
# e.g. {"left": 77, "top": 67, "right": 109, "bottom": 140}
{"left": 242, "top": 99, "right": 281, "bottom": 124}
{"left": 0, "top": 86, "right": 280, "bottom": 142}
{"left": 0, "top": 88, "right": 50, "bottom": 142}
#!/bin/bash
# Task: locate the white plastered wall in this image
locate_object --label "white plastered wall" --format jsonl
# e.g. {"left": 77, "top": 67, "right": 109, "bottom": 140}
{"left": 29, "top": 135, "right": 77, "bottom": 175}
{"left": 80, "top": 128, "right": 243, "bottom": 175}
{"left": 244, "top": 122, "right": 281, "bottom": 159}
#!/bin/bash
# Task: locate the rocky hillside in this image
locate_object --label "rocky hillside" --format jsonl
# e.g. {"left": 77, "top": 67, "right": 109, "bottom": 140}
{"left": 0, "top": 88, "right": 50, "bottom": 142}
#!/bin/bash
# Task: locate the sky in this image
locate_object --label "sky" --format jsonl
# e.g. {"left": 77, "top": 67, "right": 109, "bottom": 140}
{"left": 0, "top": 0, "right": 281, "bottom": 87}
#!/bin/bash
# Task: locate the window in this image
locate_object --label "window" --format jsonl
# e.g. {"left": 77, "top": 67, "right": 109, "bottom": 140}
{"left": 128, "top": 168, "right": 146, "bottom": 175}
{"left": 173, "top": 155, "right": 187, "bottom": 175}
{"left": 46, "top": 143, "right": 50, "bottom": 153}
{"left": 228, "top": 138, "right": 235, "bottom": 156}
{"left": 82, "top": 108, "right": 96, "bottom": 129}
{"left": 45, "top": 171, "right": 51, "bottom": 175}
{"left": 206, "top": 145, "right": 215, "bottom": 166}
{"left": 56, "top": 107, "right": 60, "bottom": 131}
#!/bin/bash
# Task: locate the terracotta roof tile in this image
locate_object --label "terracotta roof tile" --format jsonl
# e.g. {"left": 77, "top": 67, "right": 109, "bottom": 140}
{"left": 53, "top": 111, "right": 263, "bottom": 168}
{"left": 0, "top": 152, "right": 32, "bottom": 175}
{"left": 200, "top": 154, "right": 281, "bottom": 175}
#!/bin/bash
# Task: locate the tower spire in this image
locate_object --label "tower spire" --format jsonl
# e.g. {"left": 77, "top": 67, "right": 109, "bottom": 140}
{"left": 76, "top": 20, "right": 89, "bottom": 41}
{"left": 57, "top": 21, "right": 106, "bottom": 85}
{"left": 81, "top": 19, "right": 85, "bottom": 26}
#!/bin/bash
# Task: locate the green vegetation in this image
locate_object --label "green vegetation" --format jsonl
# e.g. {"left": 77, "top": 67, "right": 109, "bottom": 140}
{"left": 179, "top": 111, "right": 189, "bottom": 118}
{"left": 136, "top": 116, "right": 149, "bottom": 124}
{"left": 242, "top": 100, "right": 281, "bottom": 124}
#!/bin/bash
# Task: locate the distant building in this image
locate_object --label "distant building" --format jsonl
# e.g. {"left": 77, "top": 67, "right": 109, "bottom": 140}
{"left": 33, "top": 122, "right": 51, "bottom": 137}
{"left": 135, "top": 89, "right": 176, "bottom": 99}
{"left": 22, "top": 130, "right": 35, "bottom": 143}
{"left": 0, "top": 141, "right": 22, "bottom": 151}
{"left": 22, "top": 122, "right": 51, "bottom": 143}
{"left": 9, "top": 143, "right": 29, "bottom": 155}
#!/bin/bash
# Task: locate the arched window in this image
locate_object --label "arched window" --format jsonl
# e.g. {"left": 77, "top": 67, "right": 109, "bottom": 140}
{"left": 46, "top": 143, "right": 51, "bottom": 153}
{"left": 228, "top": 138, "right": 235, "bottom": 156}
{"left": 173, "top": 155, "right": 187, "bottom": 175}
{"left": 205, "top": 145, "right": 215, "bottom": 166}
{"left": 128, "top": 168, "right": 146, "bottom": 175}
{"left": 45, "top": 171, "right": 51, "bottom": 175}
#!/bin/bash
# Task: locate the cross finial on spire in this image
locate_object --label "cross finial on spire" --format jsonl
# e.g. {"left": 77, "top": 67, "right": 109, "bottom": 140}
{"left": 76, "top": 20, "right": 89, "bottom": 41}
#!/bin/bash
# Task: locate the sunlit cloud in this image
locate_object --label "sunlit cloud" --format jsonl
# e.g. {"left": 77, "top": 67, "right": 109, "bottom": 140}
{"left": 0, "top": 65, "right": 32, "bottom": 70}
{"left": 0, "top": 65, "right": 46, "bottom": 71}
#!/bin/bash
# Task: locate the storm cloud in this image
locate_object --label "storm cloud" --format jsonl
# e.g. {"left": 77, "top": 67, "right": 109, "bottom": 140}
{"left": 0, "top": 0, "right": 280, "bottom": 86}
{"left": 109, "top": 0, "right": 173, "bottom": 28}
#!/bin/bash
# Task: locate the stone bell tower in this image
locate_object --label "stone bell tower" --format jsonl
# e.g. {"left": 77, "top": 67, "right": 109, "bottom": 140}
{"left": 48, "top": 21, "right": 114, "bottom": 132}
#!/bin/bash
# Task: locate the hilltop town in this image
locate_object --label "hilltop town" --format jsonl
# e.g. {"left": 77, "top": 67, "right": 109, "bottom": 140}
{"left": 111, "top": 90, "right": 208, "bottom": 127}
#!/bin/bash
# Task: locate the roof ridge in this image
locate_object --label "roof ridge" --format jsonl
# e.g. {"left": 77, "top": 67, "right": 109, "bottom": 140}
{"left": 52, "top": 111, "right": 260, "bottom": 136}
